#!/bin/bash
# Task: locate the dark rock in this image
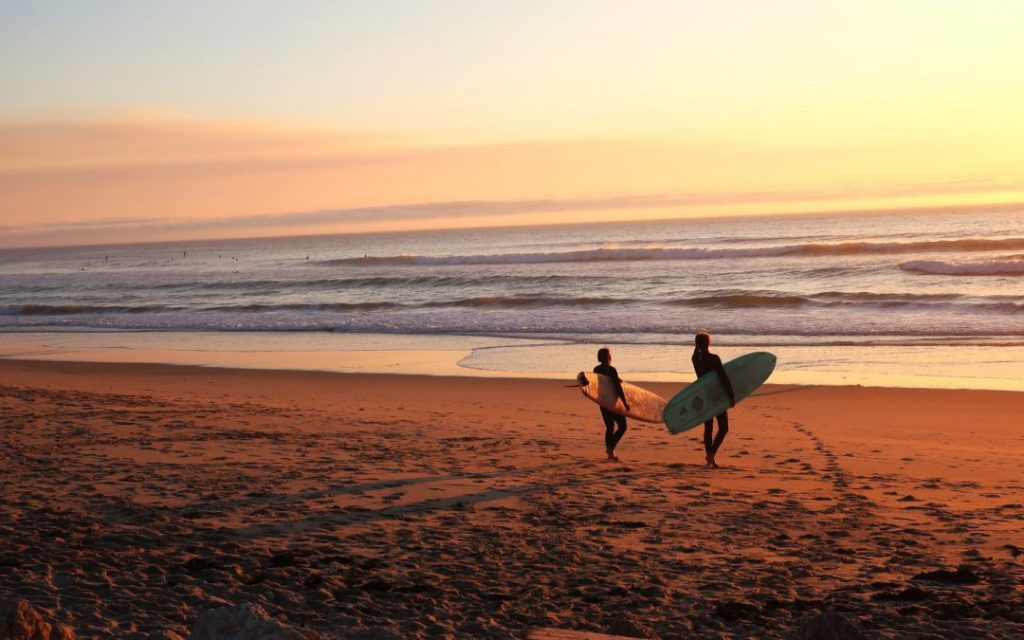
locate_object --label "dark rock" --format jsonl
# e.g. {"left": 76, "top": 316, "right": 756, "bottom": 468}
{"left": 871, "top": 586, "right": 932, "bottom": 602}
{"left": 791, "top": 609, "right": 866, "bottom": 640}
{"left": 302, "top": 574, "right": 324, "bottom": 589}
{"left": 185, "top": 557, "right": 221, "bottom": 572}
{"left": 269, "top": 551, "right": 307, "bottom": 568}
{"left": 356, "top": 579, "right": 393, "bottom": 593}
{"left": 714, "top": 600, "right": 759, "bottom": 621}
{"left": 322, "top": 554, "right": 353, "bottom": 566}
{"left": 607, "top": 618, "right": 650, "bottom": 638}
{"left": 348, "top": 628, "right": 401, "bottom": 640}
{"left": 189, "top": 604, "right": 321, "bottom": 640}
{"left": 912, "top": 567, "right": 980, "bottom": 585}
{"left": 597, "top": 520, "right": 648, "bottom": 529}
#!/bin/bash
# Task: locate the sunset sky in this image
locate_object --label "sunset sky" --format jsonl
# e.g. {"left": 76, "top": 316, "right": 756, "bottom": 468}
{"left": 2, "top": 1, "right": 1023, "bottom": 247}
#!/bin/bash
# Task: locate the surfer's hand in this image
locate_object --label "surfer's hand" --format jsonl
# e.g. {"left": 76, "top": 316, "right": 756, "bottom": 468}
{"left": 623, "top": 403, "right": 631, "bottom": 411}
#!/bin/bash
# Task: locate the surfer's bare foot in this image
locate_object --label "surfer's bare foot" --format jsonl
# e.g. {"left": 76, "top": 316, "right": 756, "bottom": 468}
{"left": 707, "top": 454, "right": 719, "bottom": 468}
{"left": 606, "top": 450, "right": 619, "bottom": 462}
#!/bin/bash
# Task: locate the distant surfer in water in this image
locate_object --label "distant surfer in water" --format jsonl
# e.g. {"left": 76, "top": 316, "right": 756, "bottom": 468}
{"left": 692, "top": 332, "right": 736, "bottom": 468}
{"left": 594, "top": 347, "right": 629, "bottom": 461}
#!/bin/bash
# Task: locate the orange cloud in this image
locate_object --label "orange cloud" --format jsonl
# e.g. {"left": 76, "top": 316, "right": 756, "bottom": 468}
{"left": 2, "top": 116, "right": 1023, "bottom": 248}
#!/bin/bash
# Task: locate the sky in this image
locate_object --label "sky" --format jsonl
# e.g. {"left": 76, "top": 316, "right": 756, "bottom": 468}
{"left": 2, "top": 0, "right": 1024, "bottom": 247}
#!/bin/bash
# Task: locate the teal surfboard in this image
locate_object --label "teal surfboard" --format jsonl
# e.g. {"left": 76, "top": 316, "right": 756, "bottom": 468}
{"left": 663, "top": 352, "right": 777, "bottom": 434}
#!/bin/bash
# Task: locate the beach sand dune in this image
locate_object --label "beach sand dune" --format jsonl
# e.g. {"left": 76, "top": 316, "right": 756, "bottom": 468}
{"left": 1, "top": 360, "right": 1022, "bottom": 639}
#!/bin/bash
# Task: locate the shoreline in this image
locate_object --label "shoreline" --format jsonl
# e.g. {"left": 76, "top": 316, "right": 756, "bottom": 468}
{"left": 5, "top": 357, "right": 1024, "bottom": 397}
{"left": 5, "top": 201, "right": 1022, "bottom": 253}
{"left": 3, "top": 330, "right": 1024, "bottom": 392}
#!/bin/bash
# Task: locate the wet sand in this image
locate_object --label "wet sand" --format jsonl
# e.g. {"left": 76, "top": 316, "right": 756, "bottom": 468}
{"left": 1, "top": 360, "right": 1023, "bottom": 638}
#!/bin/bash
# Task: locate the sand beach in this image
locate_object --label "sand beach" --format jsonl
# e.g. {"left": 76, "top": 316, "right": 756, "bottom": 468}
{"left": 2, "top": 359, "right": 1022, "bottom": 638}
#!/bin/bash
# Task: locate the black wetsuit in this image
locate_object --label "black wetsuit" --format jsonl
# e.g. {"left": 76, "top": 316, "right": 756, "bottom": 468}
{"left": 692, "top": 349, "right": 735, "bottom": 458}
{"left": 593, "top": 362, "right": 628, "bottom": 453}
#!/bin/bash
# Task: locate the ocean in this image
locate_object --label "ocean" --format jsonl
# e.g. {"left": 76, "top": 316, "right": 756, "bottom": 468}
{"left": 2, "top": 208, "right": 1023, "bottom": 389}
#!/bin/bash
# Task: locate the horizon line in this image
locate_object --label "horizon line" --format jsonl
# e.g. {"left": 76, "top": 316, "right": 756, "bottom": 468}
{"left": 3, "top": 199, "right": 1021, "bottom": 253}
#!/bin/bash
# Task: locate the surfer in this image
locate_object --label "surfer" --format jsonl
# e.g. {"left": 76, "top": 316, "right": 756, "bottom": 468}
{"left": 692, "top": 332, "right": 736, "bottom": 468}
{"left": 594, "top": 348, "right": 630, "bottom": 462}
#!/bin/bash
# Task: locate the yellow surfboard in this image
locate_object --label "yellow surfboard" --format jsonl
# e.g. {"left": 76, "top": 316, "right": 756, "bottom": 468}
{"left": 575, "top": 372, "right": 667, "bottom": 423}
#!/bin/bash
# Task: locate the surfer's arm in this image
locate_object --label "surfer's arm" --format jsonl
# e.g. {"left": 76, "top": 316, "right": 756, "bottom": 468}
{"left": 714, "top": 358, "right": 736, "bottom": 406}
{"left": 610, "top": 367, "right": 630, "bottom": 410}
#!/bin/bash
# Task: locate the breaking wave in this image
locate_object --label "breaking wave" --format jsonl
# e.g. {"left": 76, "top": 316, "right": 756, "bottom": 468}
{"left": 901, "top": 256, "right": 1024, "bottom": 276}
{"left": 5, "top": 291, "right": 1019, "bottom": 317}
{"left": 3, "top": 304, "right": 175, "bottom": 315}
{"left": 322, "top": 237, "right": 1024, "bottom": 266}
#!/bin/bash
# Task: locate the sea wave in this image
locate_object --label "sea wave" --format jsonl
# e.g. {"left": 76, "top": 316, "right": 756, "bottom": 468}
{"left": 429, "top": 296, "right": 629, "bottom": 308}
{"left": 3, "top": 308, "right": 1020, "bottom": 337}
{"left": 209, "top": 297, "right": 632, "bottom": 311}
{"left": 204, "top": 302, "right": 403, "bottom": 312}
{"left": 900, "top": 257, "right": 1024, "bottom": 276}
{"left": 666, "top": 291, "right": 1020, "bottom": 311}
{"left": 4, "top": 290, "right": 1019, "bottom": 317}
{"left": 321, "top": 237, "right": 1024, "bottom": 266}
{"left": 138, "top": 274, "right": 576, "bottom": 292}
{"left": 2, "top": 304, "right": 177, "bottom": 315}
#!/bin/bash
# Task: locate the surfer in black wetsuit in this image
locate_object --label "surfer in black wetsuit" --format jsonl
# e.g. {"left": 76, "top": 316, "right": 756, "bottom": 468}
{"left": 692, "top": 332, "right": 736, "bottom": 468}
{"left": 594, "top": 347, "right": 630, "bottom": 462}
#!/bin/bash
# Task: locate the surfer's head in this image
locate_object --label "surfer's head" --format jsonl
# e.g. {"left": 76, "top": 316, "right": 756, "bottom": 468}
{"left": 695, "top": 332, "right": 711, "bottom": 351}
{"left": 597, "top": 347, "right": 611, "bottom": 364}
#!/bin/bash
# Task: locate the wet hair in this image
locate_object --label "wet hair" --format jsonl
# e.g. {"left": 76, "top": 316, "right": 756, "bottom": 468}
{"left": 695, "top": 332, "right": 711, "bottom": 350}
{"left": 597, "top": 347, "right": 611, "bottom": 363}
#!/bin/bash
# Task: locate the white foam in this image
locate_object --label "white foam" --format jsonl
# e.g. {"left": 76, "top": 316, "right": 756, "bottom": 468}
{"left": 900, "top": 258, "right": 1024, "bottom": 276}
{"left": 329, "top": 237, "right": 1024, "bottom": 266}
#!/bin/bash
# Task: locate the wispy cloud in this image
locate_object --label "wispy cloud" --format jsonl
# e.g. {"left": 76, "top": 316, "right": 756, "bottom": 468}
{"left": 3, "top": 216, "right": 173, "bottom": 232}
{"left": 5, "top": 183, "right": 1023, "bottom": 249}
{"left": 3, "top": 116, "right": 1024, "bottom": 248}
{"left": 0, "top": 117, "right": 392, "bottom": 173}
